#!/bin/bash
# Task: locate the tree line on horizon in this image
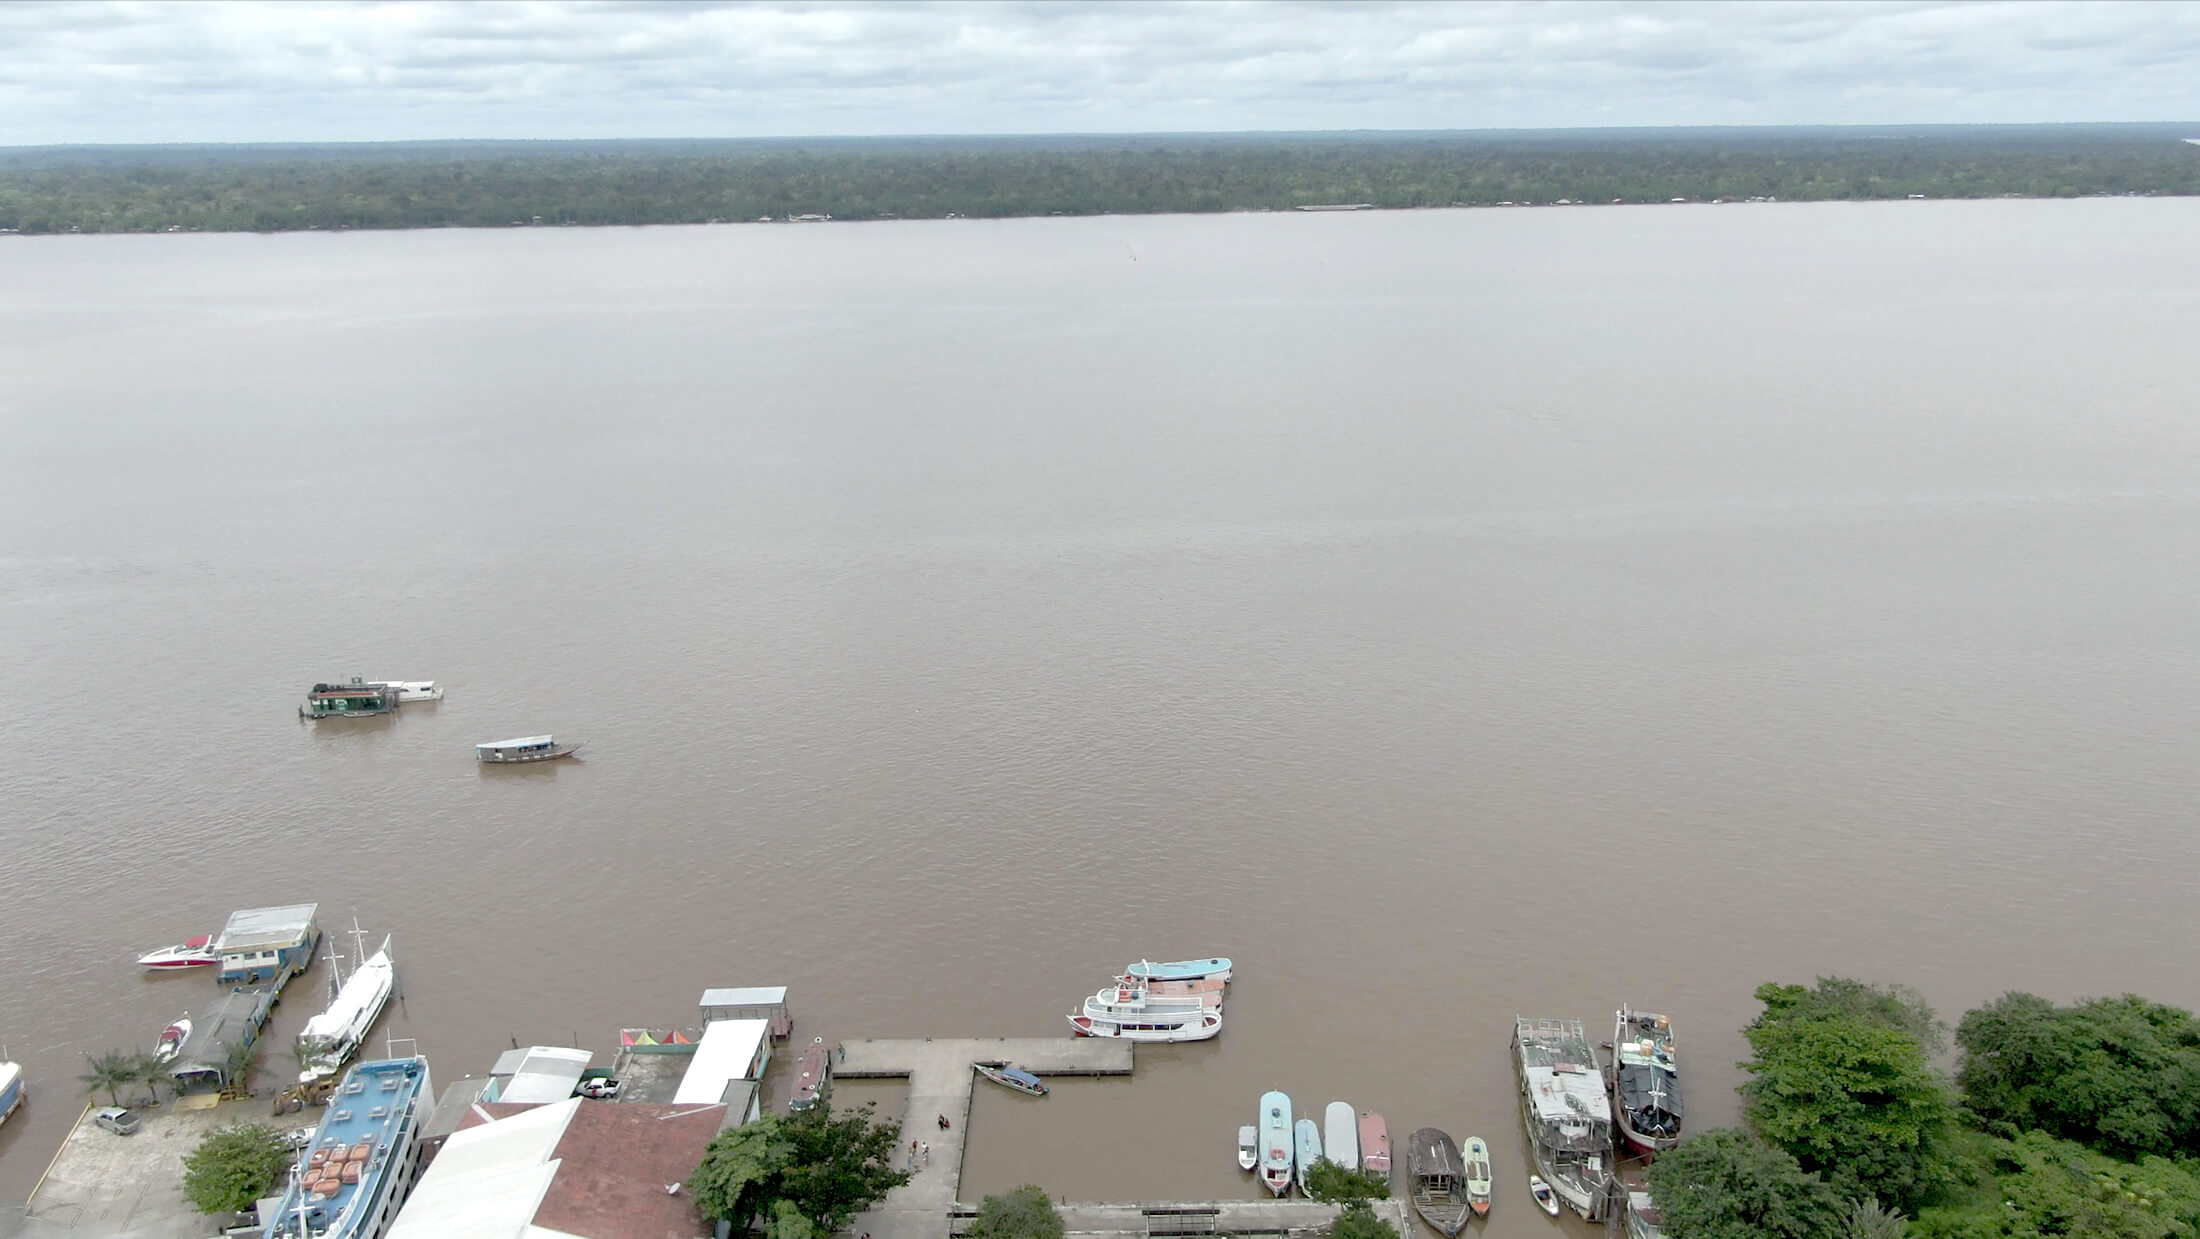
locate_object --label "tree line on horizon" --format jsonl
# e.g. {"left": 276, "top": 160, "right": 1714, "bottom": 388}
{"left": 1, "top": 125, "right": 2196, "bottom": 234}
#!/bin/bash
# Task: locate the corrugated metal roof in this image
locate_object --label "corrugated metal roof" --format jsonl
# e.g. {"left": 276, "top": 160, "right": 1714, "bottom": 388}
{"left": 496, "top": 1046, "right": 592, "bottom": 1105}
{"left": 698, "top": 986, "right": 787, "bottom": 1008}
{"left": 674, "top": 1019, "right": 769, "bottom": 1106}
{"left": 214, "top": 903, "right": 319, "bottom": 952}
{"left": 384, "top": 1098, "right": 575, "bottom": 1239}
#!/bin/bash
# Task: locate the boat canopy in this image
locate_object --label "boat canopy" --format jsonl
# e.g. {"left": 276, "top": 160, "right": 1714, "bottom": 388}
{"left": 996, "top": 1067, "right": 1043, "bottom": 1089}
{"left": 1411, "top": 1128, "right": 1463, "bottom": 1178}
{"left": 479, "top": 736, "right": 554, "bottom": 751}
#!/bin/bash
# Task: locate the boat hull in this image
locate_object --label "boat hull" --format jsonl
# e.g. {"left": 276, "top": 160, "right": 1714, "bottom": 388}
{"left": 297, "top": 942, "right": 396, "bottom": 1084}
{"left": 138, "top": 934, "right": 217, "bottom": 968}
{"left": 1237, "top": 1125, "right": 1258, "bottom": 1171}
{"left": 1258, "top": 1091, "right": 1294, "bottom": 1197}
{"left": 1294, "top": 1119, "right": 1322, "bottom": 1196}
{"left": 1067, "top": 1011, "right": 1222, "bottom": 1042}
{"left": 476, "top": 743, "right": 582, "bottom": 763}
{"left": 1409, "top": 1128, "right": 1472, "bottom": 1237}
{"left": 975, "top": 1064, "right": 1046, "bottom": 1097}
{"left": 1124, "top": 957, "right": 1232, "bottom": 982}
{"left": 0, "top": 1063, "right": 23, "bottom": 1130}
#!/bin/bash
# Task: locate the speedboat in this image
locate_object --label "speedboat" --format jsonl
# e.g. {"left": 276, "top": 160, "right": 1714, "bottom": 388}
{"left": 1294, "top": 1118, "right": 1323, "bottom": 1196}
{"left": 137, "top": 935, "right": 218, "bottom": 969}
{"left": 1066, "top": 1009, "right": 1222, "bottom": 1041}
{"left": 1124, "top": 957, "right": 1232, "bottom": 982}
{"left": 1360, "top": 1112, "right": 1391, "bottom": 1175}
{"left": 975, "top": 1064, "right": 1046, "bottom": 1096}
{"left": 1464, "top": 1136, "right": 1493, "bottom": 1216}
{"left": 1238, "top": 1125, "right": 1258, "bottom": 1171}
{"left": 1410, "top": 1128, "right": 1472, "bottom": 1236}
{"left": 1530, "top": 1174, "right": 1560, "bottom": 1216}
{"left": 154, "top": 1016, "right": 192, "bottom": 1065}
{"left": 1325, "top": 1101, "right": 1360, "bottom": 1171}
{"left": 1258, "top": 1092, "right": 1294, "bottom": 1196}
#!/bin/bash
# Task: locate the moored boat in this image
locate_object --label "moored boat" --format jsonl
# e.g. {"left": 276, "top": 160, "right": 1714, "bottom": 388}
{"left": 1515, "top": 1016, "right": 1613, "bottom": 1220}
{"left": 1082, "top": 985, "right": 1222, "bottom": 1021}
{"left": 1324, "top": 1101, "right": 1360, "bottom": 1171}
{"left": 1408, "top": 1128, "right": 1472, "bottom": 1236}
{"left": 137, "top": 934, "right": 218, "bottom": 969}
{"left": 1238, "top": 1125, "right": 1258, "bottom": 1171}
{"left": 1066, "top": 1009, "right": 1222, "bottom": 1041}
{"left": 475, "top": 735, "right": 584, "bottom": 763}
{"left": 1294, "top": 1118, "right": 1323, "bottom": 1196}
{"left": 154, "top": 1016, "right": 192, "bottom": 1065}
{"left": 1609, "top": 1007, "right": 1683, "bottom": 1154}
{"left": 1112, "top": 974, "right": 1226, "bottom": 995}
{"left": 1463, "top": 1136, "right": 1492, "bottom": 1217}
{"left": 1359, "top": 1112, "right": 1391, "bottom": 1176}
{"left": 1258, "top": 1092, "right": 1294, "bottom": 1196}
{"left": 372, "top": 680, "right": 442, "bottom": 703}
{"left": 264, "top": 1056, "right": 434, "bottom": 1239}
{"left": 1124, "top": 957, "right": 1232, "bottom": 982}
{"left": 300, "top": 677, "right": 401, "bottom": 718}
{"left": 975, "top": 1063, "right": 1046, "bottom": 1097}
{"left": 790, "top": 1037, "right": 833, "bottom": 1109}
{"left": 1623, "top": 1185, "right": 1667, "bottom": 1239}
{"left": 296, "top": 932, "right": 397, "bottom": 1085}
{"left": 1529, "top": 1175, "right": 1560, "bottom": 1217}
{"left": 0, "top": 1061, "right": 23, "bottom": 1130}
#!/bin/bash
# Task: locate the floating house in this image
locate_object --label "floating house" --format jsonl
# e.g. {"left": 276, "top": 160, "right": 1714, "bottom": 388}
{"left": 301, "top": 678, "right": 402, "bottom": 718}
{"left": 215, "top": 903, "right": 321, "bottom": 984}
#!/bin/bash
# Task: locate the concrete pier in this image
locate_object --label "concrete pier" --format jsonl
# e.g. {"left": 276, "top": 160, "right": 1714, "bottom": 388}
{"left": 837, "top": 1037, "right": 1132, "bottom": 1239}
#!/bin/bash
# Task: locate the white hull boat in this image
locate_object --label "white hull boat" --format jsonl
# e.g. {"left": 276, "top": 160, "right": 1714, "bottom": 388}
{"left": 154, "top": 1016, "right": 191, "bottom": 1064}
{"left": 1082, "top": 986, "right": 1222, "bottom": 1021}
{"left": 476, "top": 735, "right": 583, "bottom": 763}
{"left": 1238, "top": 1125, "right": 1258, "bottom": 1171}
{"left": 374, "top": 680, "right": 443, "bottom": 703}
{"left": 1324, "top": 1101, "right": 1360, "bottom": 1171}
{"left": 137, "top": 934, "right": 218, "bottom": 969}
{"left": 1294, "top": 1118, "right": 1322, "bottom": 1196}
{"left": 1258, "top": 1092, "right": 1294, "bottom": 1196}
{"left": 297, "top": 934, "right": 397, "bottom": 1084}
{"left": 1067, "top": 1009, "right": 1222, "bottom": 1041}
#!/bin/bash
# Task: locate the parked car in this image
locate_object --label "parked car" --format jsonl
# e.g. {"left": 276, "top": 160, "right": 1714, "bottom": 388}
{"left": 93, "top": 1106, "right": 141, "bottom": 1135}
{"left": 577, "top": 1077, "right": 622, "bottom": 1099}
{"left": 282, "top": 1126, "right": 315, "bottom": 1149}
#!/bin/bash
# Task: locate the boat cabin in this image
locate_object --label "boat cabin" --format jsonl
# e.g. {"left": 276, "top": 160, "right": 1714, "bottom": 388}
{"left": 699, "top": 986, "right": 792, "bottom": 1040}
{"left": 302, "top": 677, "right": 400, "bottom": 717}
{"left": 213, "top": 903, "right": 320, "bottom": 984}
{"left": 476, "top": 735, "right": 561, "bottom": 762}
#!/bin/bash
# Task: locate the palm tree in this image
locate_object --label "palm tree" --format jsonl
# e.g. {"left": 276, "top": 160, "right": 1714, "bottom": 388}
{"left": 131, "top": 1051, "right": 170, "bottom": 1107}
{"left": 221, "top": 1037, "right": 262, "bottom": 1096}
{"left": 1848, "top": 1198, "right": 1908, "bottom": 1239}
{"left": 286, "top": 1034, "right": 335, "bottom": 1085}
{"left": 77, "top": 1050, "right": 134, "bottom": 1107}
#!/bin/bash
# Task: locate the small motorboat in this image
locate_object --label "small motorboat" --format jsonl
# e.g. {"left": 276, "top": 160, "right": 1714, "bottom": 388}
{"left": 1259, "top": 1092, "right": 1294, "bottom": 1197}
{"left": 975, "top": 1063, "right": 1047, "bottom": 1096}
{"left": 475, "top": 735, "right": 584, "bottom": 763}
{"left": 1325, "top": 1101, "right": 1360, "bottom": 1171}
{"left": 1294, "top": 1118, "right": 1323, "bottom": 1196}
{"left": 1238, "top": 1125, "right": 1258, "bottom": 1171}
{"left": 1123, "top": 957, "right": 1232, "bottom": 982}
{"left": 1066, "top": 1009, "right": 1223, "bottom": 1041}
{"left": 1410, "top": 1128, "right": 1472, "bottom": 1236}
{"left": 154, "top": 1016, "right": 191, "bottom": 1064}
{"left": 1463, "top": 1136, "right": 1492, "bottom": 1216}
{"left": 1529, "top": 1174, "right": 1560, "bottom": 1217}
{"left": 137, "top": 935, "right": 218, "bottom": 969}
{"left": 1360, "top": 1111, "right": 1391, "bottom": 1176}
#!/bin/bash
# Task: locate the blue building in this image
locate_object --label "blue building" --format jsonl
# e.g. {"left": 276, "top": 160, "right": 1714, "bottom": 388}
{"left": 214, "top": 904, "right": 321, "bottom": 984}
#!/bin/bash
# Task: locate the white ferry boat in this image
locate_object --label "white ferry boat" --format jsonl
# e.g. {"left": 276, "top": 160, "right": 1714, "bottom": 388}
{"left": 296, "top": 931, "right": 397, "bottom": 1085}
{"left": 1067, "top": 1008, "right": 1222, "bottom": 1041}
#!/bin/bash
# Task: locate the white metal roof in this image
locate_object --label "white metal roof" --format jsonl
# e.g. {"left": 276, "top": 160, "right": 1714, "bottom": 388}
{"left": 214, "top": 903, "right": 319, "bottom": 951}
{"left": 1523, "top": 1063, "right": 1612, "bottom": 1124}
{"left": 495, "top": 1046, "right": 592, "bottom": 1105}
{"left": 699, "top": 986, "right": 787, "bottom": 1008}
{"left": 383, "top": 1097, "right": 576, "bottom": 1239}
{"left": 674, "top": 1018, "right": 770, "bottom": 1106}
{"left": 478, "top": 736, "right": 554, "bottom": 750}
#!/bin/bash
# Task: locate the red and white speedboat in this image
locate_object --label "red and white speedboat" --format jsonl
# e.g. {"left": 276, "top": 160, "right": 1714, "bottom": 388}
{"left": 154, "top": 1016, "right": 192, "bottom": 1064}
{"left": 137, "top": 935, "right": 218, "bottom": 969}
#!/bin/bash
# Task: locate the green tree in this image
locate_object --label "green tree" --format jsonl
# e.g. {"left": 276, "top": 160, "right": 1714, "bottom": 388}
{"left": 1646, "top": 1127, "right": 1846, "bottom": 1239}
{"left": 1848, "top": 1198, "right": 1909, "bottom": 1239}
{"left": 967, "top": 1185, "right": 1066, "bottom": 1239}
{"left": 686, "top": 1088, "right": 911, "bottom": 1233}
{"left": 130, "top": 1051, "right": 169, "bottom": 1107}
{"left": 1329, "top": 1200, "right": 1399, "bottom": 1239}
{"left": 1743, "top": 979, "right": 1959, "bottom": 1212}
{"left": 78, "top": 1049, "right": 135, "bottom": 1106}
{"left": 222, "top": 1037, "right": 263, "bottom": 1095}
{"left": 182, "top": 1122, "right": 291, "bottom": 1214}
{"left": 1955, "top": 992, "right": 2200, "bottom": 1158}
{"left": 1303, "top": 1158, "right": 1394, "bottom": 1203}
{"left": 1910, "top": 1130, "right": 2200, "bottom": 1239}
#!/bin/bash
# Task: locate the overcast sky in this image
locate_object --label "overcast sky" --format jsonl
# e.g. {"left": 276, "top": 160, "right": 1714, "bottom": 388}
{"left": 2, "top": 0, "right": 2196, "bottom": 146}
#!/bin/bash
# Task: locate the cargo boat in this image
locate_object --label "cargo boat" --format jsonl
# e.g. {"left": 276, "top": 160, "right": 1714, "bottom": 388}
{"left": 1514, "top": 1016, "right": 1614, "bottom": 1220}
{"left": 1609, "top": 1007, "right": 1683, "bottom": 1153}
{"left": 262, "top": 1056, "right": 435, "bottom": 1239}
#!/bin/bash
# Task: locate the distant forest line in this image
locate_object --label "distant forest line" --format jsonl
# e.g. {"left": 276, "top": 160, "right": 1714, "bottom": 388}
{"left": 2, "top": 124, "right": 2196, "bottom": 235}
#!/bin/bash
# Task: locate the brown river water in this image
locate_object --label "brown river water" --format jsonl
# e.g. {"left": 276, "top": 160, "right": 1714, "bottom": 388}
{"left": 3, "top": 200, "right": 2199, "bottom": 1234}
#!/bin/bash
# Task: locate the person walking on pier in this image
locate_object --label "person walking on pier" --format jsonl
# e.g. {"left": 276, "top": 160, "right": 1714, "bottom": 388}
{"left": 937, "top": 1113, "right": 950, "bottom": 1130}
{"left": 920, "top": 1141, "right": 931, "bottom": 1165}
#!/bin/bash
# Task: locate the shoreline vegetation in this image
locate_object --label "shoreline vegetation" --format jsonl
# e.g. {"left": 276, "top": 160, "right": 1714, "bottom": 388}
{"left": 2, "top": 123, "right": 2197, "bottom": 236}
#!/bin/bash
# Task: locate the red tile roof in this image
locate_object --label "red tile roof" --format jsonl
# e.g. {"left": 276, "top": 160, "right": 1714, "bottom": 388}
{"left": 471, "top": 1101, "right": 724, "bottom": 1239}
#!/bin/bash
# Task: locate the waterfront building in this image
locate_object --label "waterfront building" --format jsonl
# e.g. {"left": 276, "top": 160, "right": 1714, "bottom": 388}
{"left": 169, "top": 985, "right": 278, "bottom": 1091}
{"left": 481, "top": 1045, "right": 592, "bottom": 1104}
{"left": 673, "top": 1017, "right": 771, "bottom": 1117}
{"left": 215, "top": 903, "right": 322, "bottom": 984}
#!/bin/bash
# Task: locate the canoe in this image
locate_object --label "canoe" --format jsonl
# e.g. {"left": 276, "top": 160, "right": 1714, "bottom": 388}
{"left": 1123, "top": 957, "right": 1232, "bottom": 982}
{"left": 1238, "top": 1124, "right": 1258, "bottom": 1171}
{"left": 1463, "top": 1136, "right": 1492, "bottom": 1216}
{"left": 1409, "top": 1127, "right": 1472, "bottom": 1237}
{"left": 1258, "top": 1091, "right": 1294, "bottom": 1196}
{"left": 1294, "top": 1118, "right": 1323, "bottom": 1196}
{"left": 1529, "top": 1174, "right": 1560, "bottom": 1217}
{"left": 975, "top": 1064, "right": 1047, "bottom": 1096}
{"left": 1324, "top": 1101, "right": 1360, "bottom": 1171}
{"left": 1359, "top": 1112, "right": 1391, "bottom": 1175}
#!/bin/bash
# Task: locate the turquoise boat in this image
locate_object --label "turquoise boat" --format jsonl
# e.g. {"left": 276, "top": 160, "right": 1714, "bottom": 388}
{"left": 1124, "top": 957, "right": 1232, "bottom": 982}
{"left": 1294, "top": 1117, "right": 1324, "bottom": 1196}
{"left": 1258, "top": 1091, "right": 1294, "bottom": 1196}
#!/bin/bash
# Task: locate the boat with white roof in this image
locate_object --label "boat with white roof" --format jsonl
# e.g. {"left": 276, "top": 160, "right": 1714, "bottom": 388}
{"left": 1067, "top": 1008, "right": 1222, "bottom": 1041}
{"left": 295, "top": 927, "right": 396, "bottom": 1085}
{"left": 0, "top": 1060, "right": 22, "bottom": 1131}
{"left": 1294, "top": 1118, "right": 1322, "bottom": 1195}
{"left": 1514, "top": 1016, "right": 1614, "bottom": 1220}
{"left": 475, "top": 735, "right": 583, "bottom": 763}
{"left": 1238, "top": 1125, "right": 1258, "bottom": 1171}
{"left": 1258, "top": 1091, "right": 1294, "bottom": 1196}
{"left": 1082, "top": 985, "right": 1222, "bottom": 1021}
{"left": 1324, "top": 1101, "right": 1360, "bottom": 1171}
{"left": 263, "top": 1055, "right": 434, "bottom": 1239}
{"left": 371, "top": 681, "right": 443, "bottom": 703}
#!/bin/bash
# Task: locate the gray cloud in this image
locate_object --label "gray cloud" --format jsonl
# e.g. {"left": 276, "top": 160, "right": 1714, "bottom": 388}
{"left": 0, "top": 0, "right": 2194, "bottom": 144}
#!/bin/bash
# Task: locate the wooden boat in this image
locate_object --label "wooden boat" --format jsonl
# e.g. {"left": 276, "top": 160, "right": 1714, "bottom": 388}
{"left": 1463, "top": 1136, "right": 1492, "bottom": 1216}
{"left": 1067, "top": 1009, "right": 1222, "bottom": 1041}
{"left": 1530, "top": 1175, "right": 1560, "bottom": 1217}
{"left": 789, "top": 1037, "right": 832, "bottom": 1110}
{"left": 137, "top": 934, "right": 217, "bottom": 969}
{"left": 1258, "top": 1092, "right": 1294, "bottom": 1196}
{"left": 1359, "top": 1112, "right": 1391, "bottom": 1176}
{"left": 1610, "top": 1007, "right": 1684, "bottom": 1154}
{"left": 154, "top": 1016, "right": 191, "bottom": 1064}
{"left": 1123, "top": 957, "right": 1232, "bottom": 982}
{"left": 975, "top": 1063, "right": 1047, "bottom": 1096}
{"left": 1294, "top": 1118, "right": 1323, "bottom": 1196}
{"left": 1238, "top": 1125, "right": 1258, "bottom": 1171}
{"left": 475, "top": 735, "right": 584, "bottom": 763}
{"left": 1409, "top": 1128, "right": 1472, "bottom": 1237}
{"left": 1325, "top": 1101, "right": 1360, "bottom": 1171}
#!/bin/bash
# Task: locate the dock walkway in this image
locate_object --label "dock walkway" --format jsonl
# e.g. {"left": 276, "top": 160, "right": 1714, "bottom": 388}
{"left": 838, "top": 1038, "right": 1132, "bottom": 1239}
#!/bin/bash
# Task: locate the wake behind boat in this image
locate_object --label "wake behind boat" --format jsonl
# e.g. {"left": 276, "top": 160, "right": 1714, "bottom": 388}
{"left": 297, "top": 932, "right": 396, "bottom": 1085}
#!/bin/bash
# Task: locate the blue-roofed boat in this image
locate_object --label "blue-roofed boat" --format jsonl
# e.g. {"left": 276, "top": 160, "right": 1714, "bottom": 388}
{"left": 1123, "top": 957, "right": 1232, "bottom": 982}
{"left": 0, "top": 1060, "right": 23, "bottom": 1130}
{"left": 1294, "top": 1117, "right": 1323, "bottom": 1196}
{"left": 975, "top": 1063, "right": 1047, "bottom": 1096}
{"left": 1258, "top": 1091, "right": 1294, "bottom": 1196}
{"left": 263, "top": 1056, "right": 434, "bottom": 1239}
